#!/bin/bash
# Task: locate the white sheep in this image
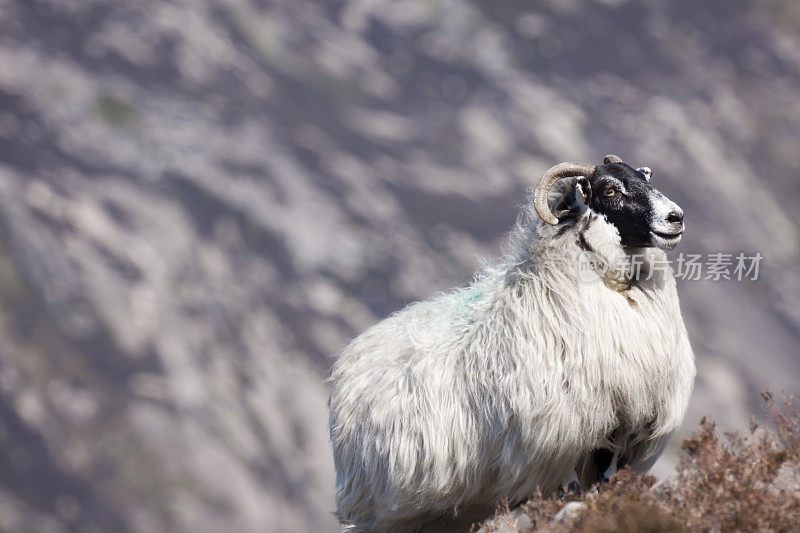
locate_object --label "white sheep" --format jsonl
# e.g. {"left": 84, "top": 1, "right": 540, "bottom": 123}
{"left": 328, "top": 155, "right": 695, "bottom": 531}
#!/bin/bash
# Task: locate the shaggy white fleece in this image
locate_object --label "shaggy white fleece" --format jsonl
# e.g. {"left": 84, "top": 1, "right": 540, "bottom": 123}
{"left": 328, "top": 197, "right": 695, "bottom": 532}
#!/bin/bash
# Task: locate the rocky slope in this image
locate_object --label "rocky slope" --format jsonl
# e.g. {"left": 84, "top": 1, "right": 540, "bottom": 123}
{"left": 0, "top": 0, "right": 798, "bottom": 530}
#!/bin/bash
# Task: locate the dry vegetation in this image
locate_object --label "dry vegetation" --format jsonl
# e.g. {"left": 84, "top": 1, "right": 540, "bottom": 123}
{"left": 479, "top": 392, "right": 800, "bottom": 532}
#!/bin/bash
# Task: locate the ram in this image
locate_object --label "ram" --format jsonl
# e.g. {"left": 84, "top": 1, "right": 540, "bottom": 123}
{"left": 328, "top": 155, "right": 695, "bottom": 531}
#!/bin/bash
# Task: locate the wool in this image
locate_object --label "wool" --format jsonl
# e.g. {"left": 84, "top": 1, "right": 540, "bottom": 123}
{"left": 328, "top": 199, "right": 695, "bottom": 532}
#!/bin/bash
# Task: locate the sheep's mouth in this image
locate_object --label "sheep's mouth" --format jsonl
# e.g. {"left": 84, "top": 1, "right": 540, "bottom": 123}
{"left": 650, "top": 230, "right": 683, "bottom": 250}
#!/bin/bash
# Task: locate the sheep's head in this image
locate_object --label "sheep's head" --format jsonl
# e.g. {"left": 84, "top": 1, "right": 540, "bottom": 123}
{"left": 534, "top": 155, "right": 685, "bottom": 250}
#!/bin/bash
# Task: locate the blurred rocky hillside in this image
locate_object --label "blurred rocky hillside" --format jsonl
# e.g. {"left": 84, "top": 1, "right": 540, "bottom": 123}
{"left": 0, "top": 0, "right": 798, "bottom": 531}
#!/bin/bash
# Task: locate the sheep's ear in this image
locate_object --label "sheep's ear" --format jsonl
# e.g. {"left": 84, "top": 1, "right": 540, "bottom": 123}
{"left": 547, "top": 177, "right": 582, "bottom": 220}
{"left": 637, "top": 166, "right": 652, "bottom": 181}
{"left": 547, "top": 176, "right": 593, "bottom": 220}
{"left": 551, "top": 177, "right": 591, "bottom": 220}
{"left": 575, "top": 176, "right": 592, "bottom": 205}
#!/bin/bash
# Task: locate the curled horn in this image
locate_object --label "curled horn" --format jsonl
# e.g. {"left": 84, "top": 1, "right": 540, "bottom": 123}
{"left": 533, "top": 161, "right": 596, "bottom": 225}
{"left": 603, "top": 154, "right": 623, "bottom": 164}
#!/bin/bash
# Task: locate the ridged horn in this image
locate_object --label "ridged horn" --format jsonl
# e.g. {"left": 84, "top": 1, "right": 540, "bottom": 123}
{"left": 533, "top": 162, "right": 596, "bottom": 225}
{"left": 603, "top": 154, "right": 623, "bottom": 164}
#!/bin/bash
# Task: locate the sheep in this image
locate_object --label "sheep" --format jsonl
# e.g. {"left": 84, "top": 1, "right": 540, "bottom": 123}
{"left": 328, "top": 155, "right": 695, "bottom": 531}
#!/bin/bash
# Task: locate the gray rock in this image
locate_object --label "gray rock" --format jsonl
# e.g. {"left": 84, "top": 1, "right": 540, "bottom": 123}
{"left": 553, "top": 502, "right": 588, "bottom": 525}
{"left": 772, "top": 461, "right": 800, "bottom": 495}
{"left": 476, "top": 509, "right": 533, "bottom": 533}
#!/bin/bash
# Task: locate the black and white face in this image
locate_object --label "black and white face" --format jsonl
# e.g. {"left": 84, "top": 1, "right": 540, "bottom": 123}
{"left": 585, "top": 163, "right": 684, "bottom": 250}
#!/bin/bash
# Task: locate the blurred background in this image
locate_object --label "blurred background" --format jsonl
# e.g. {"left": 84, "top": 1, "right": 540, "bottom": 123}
{"left": 0, "top": 0, "right": 798, "bottom": 531}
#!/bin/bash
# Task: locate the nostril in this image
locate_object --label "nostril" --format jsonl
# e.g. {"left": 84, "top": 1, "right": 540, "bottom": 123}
{"left": 666, "top": 211, "right": 684, "bottom": 224}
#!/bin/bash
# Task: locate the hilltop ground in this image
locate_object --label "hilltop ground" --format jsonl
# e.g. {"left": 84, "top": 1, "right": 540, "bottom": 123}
{"left": 478, "top": 392, "right": 800, "bottom": 532}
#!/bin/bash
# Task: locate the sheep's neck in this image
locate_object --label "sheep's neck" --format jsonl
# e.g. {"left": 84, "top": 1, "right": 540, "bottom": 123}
{"left": 574, "top": 215, "right": 664, "bottom": 300}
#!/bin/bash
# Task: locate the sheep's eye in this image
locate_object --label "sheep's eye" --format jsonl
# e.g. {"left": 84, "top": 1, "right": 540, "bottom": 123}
{"left": 603, "top": 187, "right": 618, "bottom": 198}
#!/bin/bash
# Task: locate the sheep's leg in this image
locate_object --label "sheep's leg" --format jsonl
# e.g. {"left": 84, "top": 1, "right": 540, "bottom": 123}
{"left": 558, "top": 470, "right": 581, "bottom": 497}
{"left": 596, "top": 449, "right": 619, "bottom": 483}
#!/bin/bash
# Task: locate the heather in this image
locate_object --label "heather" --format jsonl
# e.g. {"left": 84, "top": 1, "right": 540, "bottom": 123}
{"left": 480, "top": 392, "right": 800, "bottom": 532}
